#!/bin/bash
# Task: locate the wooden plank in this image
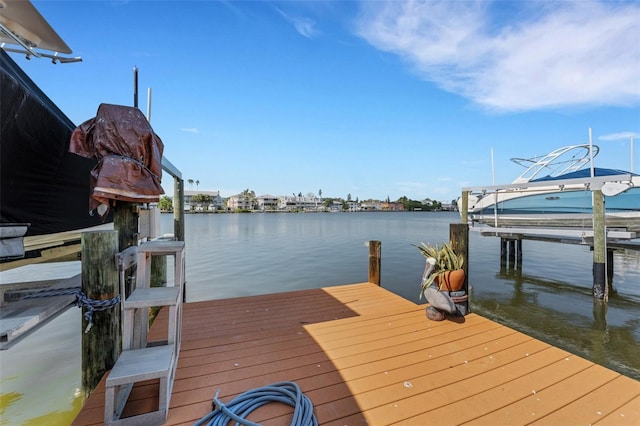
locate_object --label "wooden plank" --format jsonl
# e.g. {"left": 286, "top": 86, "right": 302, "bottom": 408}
{"left": 595, "top": 394, "right": 640, "bottom": 425}
{"left": 0, "top": 273, "right": 80, "bottom": 350}
{"left": 71, "top": 283, "right": 640, "bottom": 426}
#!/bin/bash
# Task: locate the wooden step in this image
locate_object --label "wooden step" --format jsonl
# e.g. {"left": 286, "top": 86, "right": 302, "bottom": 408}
{"left": 124, "top": 287, "right": 180, "bottom": 309}
{"left": 106, "top": 346, "right": 174, "bottom": 386}
{"left": 105, "top": 345, "right": 175, "bottom": 425}
{"left": 137, "top": 240, "right": 185, "bottom": 254}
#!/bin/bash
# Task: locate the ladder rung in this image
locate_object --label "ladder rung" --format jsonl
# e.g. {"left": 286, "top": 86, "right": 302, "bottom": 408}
{"left": 106, "top": 346, "right": 174, "bottom": 386}
{"left": 138, "top": 240, "right": 185, "bottom": 254}
{"left": 124, "top": 287, "right": 180, "bottom": 309}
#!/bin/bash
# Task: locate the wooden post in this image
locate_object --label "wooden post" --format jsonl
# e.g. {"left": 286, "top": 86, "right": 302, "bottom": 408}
{"left": 606, "top": 249, "right": 614, "bottom": 290}
{"left": 174, "top": 177, "right": 185, "bottom": 301}
{"left": 500, "top": 238, "right": 507, "bottom": 267}
{"left": 174, "top": 177, "right": 185, "bottom": 242}
{"left": 460, "top": 190, "right": 469, "bottom": 224}
{"left": 368, "top": 240, "right": 381, "bottom": 286}
{"left": 592, "top": 189, "right": 607, "bottom": 300}
{"left": 150, "top": 255, "right": 167, "bottom": 287}
{"left": 114, "top": 202, "right": 139, "bottom": 252}
{"left": 450, "top": 223, "right": 469, "bottom": 313}
{"left": 508, "top": 240, "right": 516, "bottom": 266}
{"left": 81, "top": 230, "right": 120, "bottom": 398}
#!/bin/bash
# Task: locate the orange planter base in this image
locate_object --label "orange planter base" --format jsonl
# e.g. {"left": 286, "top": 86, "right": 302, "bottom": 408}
{"left": 436, "top": 269, "right": 465, "bottom": 292}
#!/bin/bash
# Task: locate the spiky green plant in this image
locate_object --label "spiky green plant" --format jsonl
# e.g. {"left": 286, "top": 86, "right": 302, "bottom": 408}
{"left": 414, "top": 241, "right": 464, "bottom": 294}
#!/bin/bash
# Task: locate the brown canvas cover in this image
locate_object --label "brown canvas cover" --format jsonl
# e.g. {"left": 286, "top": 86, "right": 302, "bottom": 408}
{"left": 69, "top": 103, "right": 164, "bottom": 217}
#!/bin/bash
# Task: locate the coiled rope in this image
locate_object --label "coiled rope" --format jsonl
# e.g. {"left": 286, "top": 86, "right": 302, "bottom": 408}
{"left": 22, "top": 287, "right": 120, "bottom": 333}
{"left": 194, "top": 381, "right": 318, "bottom": 426}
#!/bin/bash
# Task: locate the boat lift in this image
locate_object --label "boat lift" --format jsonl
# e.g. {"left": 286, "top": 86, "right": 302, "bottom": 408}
{"left": 461, "top": 172, "right": 639, "bottom": 302}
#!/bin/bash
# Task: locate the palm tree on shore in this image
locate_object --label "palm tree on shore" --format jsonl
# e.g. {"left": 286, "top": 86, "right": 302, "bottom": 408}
{"left": 188, "top": 179, "right": 194, "bottom": 190}
{"left": 196, "top": 180, "right": 200, "bottom": 191}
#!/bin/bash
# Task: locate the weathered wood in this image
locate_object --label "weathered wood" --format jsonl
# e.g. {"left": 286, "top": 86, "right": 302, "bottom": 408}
{"left": 460, "top": 190, "right": 469, "bottom": 224}
{"left": 607, "top": 249, "right": 614, "bottom": 289}
{"left": 113, "top": 203, "right": 139, "bottom": 251}
{"left": 150, "top": 255, "right": 167, "bottom": 288}
{"left": 592, "top": 189, "right": 606, "bottom": 300}
{"left": 508, "top": 239, "right": 516, "bottom": 263}
{"left": 450, "top": 223, "right": 469, "bottom": 312}
{"left": 173, "top": 178, "right": 185, "bottom": 242}
{"left": 0, "top": 274, "right": 80, "bottom": 350}
{"left": 81, "top": 230, "right": 120, "bottom": 399}
{"left": 368, "top": 240, "right": 381, "bottom": 286}
{"left": 174, "top": 178, "right": 185, "bottom": 301}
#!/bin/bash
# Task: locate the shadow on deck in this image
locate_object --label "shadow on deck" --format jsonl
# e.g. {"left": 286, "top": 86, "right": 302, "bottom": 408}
{"left": 73, "top": 283, "right": 640, "bottom": 425}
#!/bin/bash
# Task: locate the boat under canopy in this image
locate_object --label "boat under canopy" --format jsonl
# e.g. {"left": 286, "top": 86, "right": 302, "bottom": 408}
{"left": 0, "top": 49, "right": 110, "bottom": 237}
{"left": 462, "top": 144, "right": 640, "bottom": 234}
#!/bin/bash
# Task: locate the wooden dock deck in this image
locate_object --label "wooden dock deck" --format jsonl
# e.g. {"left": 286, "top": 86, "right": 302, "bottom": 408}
{"left": 72, "top": 282, "right": 640, "bottom": 425}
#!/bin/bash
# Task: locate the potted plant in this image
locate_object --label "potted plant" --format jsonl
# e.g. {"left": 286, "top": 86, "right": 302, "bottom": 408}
{"left": 414, "top": 241, "right": 465, "bottom": 294}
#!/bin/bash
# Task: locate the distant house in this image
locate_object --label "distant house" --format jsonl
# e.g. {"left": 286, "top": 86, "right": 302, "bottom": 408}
{"left": 360, "top": 201, "right": 382, "bottom": 211}
{"left": 381, "top": 202, "right": 404, "bottom": 211}
{"left": 226, "top": 193, "right": 255, "bottom": 210}
{"left": 440, "top": 202, "right": 457, "bottom": 211}
{"left": 255, "top": 194, "right": 279, "bottom": 211}
{"left": 184, "top": 190, "right": 223, "bottom": 211}
{"left": 277, "top": 195, "right": 321, "bottom": 211}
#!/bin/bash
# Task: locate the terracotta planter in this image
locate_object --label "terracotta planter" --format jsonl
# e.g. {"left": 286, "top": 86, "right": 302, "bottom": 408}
{"left": 436, "top": 269, "right": 465, "bottom": 292}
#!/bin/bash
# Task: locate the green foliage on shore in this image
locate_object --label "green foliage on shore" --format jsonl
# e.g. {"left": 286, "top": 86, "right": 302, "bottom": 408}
{"left": 158, "top": 195, "right": 173, "bottom": 211}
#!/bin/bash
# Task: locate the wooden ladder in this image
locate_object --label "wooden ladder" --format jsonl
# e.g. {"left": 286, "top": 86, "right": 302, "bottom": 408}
{"left": 104, "top": 240, "right": 185, "bottom": 426}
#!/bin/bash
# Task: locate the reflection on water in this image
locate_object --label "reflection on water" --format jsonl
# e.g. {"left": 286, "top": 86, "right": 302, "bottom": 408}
{"left": 470, "top": 244, "right": 640, "bottom": 380}
{"left": 0, "top": 211, "right": 638, "bottom": 425}
{"left": 0, "top": 307, "right": 82, "bottom": 425}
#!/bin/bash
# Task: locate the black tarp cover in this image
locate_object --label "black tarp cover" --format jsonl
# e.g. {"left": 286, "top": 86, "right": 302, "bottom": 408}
{"left": 0, "top": 50, "right": 109, "bottom": 236}
{"left": 69, "top": 104, "right": 164, "bottom": 217}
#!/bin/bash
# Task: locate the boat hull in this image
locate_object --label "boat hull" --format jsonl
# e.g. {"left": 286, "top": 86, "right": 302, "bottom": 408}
{"left": 469, "top": 186, "right": 640, "bottom": 233}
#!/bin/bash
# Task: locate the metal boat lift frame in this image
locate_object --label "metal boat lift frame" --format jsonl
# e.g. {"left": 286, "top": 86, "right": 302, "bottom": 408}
{"left": 461, "top": 173, "right": 638, "bottom": 302}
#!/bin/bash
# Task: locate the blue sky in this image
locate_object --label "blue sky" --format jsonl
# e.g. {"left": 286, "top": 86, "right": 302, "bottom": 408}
{"left": 9, "top": 0, "right": 640, "bottom": 203}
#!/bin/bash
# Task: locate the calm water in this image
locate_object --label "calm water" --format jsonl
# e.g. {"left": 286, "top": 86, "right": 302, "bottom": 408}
{"left": 1, "top": 211, "right": 639, "bottom": 424}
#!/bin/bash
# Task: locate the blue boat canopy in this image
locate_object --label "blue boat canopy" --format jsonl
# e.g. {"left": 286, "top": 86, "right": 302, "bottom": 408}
{"left": 531, "top": 168, "right": 637, "bottom": 182}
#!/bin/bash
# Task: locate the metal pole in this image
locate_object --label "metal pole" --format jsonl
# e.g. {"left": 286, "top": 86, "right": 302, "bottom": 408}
{"left": 133, "top": 66, "right": 138, "bottom": 108}
{"left": 147, "top": 87, "right": 152, "bottom": 122}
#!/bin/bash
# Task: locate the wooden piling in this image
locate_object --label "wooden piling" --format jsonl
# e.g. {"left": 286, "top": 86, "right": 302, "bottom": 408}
{"left": 607, "top": 249, "right": 614, "bottom": 289}
{"left": 368, "top": 240, "right": 381, "bottom": 286}
{"left": 114, "top": 202, "right": 139, "bottom": 252}
{"left": 150, "top": 255, "right": 167, "bottom": 287}
{"left": 500, "top": 238, "right": 507, "bottom": 266}
{"left": 592, "top": 189, "right": 606, "bottom": 300}
{"left": 450, "top": 223, "right": 469, "bottom": 313}
{"left": 174, "top": 178, "right": 186, "bottom": 301}
{"left": 500, "top": 237, "right": 522, "bottom": 270}
{"left": 81, "top": 230, "right": 120, "bottom": 398}
{"left": 508, "top": 240, "right": 516, "bottom": 264}
{"left": 174, "top": 178, "right": 185, "bottom": 242}
{"left": 460, "top": 190, "right": 469, "bottom": 224}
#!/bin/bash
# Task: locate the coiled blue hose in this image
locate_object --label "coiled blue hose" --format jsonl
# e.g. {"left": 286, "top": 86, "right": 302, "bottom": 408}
{"left": 194, "top": 381, "right": 318, "bottom": 426}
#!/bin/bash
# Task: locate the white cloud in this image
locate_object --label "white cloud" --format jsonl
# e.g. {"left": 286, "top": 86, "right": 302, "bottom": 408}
{"left": 180, "top": 127, "right": 199, "bottom": 134}
{"left": 355, "top": 0, "right": 640, "bottom": 112}
{"left": 276, "top": 8, "right": 318, "bottom": 39}
{"left": 598, "top": 132, "right": 640, "bottom": 141}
